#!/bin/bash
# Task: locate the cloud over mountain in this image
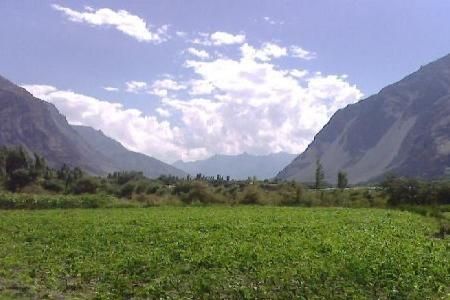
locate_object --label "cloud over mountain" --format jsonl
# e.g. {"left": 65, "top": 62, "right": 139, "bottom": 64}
{"left": 23, "top": 39, "right": 362, "bottom": 163}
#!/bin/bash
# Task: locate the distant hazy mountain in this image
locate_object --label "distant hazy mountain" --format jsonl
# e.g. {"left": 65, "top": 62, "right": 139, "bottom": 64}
{"left": 73, "top": 125, "right": 186, "bottom": 178}
{"left": 0, "top": 74, "right": 115, "bottom": 174}
{"left": 277, "top": 53, "right": 450, "bottom": 184}
{"left": 173, "top": 152, "right": 297, "bottom": 180}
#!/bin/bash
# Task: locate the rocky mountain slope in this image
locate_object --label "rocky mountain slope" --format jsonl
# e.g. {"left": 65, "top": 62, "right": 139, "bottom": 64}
{"left": 0, "top": 74, "right": 186, "bottom": 177}
{"left": 277, "top": 53, "right": 450, "bottom": 184}
{"left": 0, "top": 75, "right": 115, "bottom": 174}
{"left": 174, "top": 152, "right": 297, "bottom": 180}
{"left": 73, "top": 125, "right": 186, "bottom": 178}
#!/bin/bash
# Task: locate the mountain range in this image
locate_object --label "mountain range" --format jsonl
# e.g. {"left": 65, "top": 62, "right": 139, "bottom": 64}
{"left": 277, "top": 53, "right": 450, "bottom": 184}
{"left": 0, "top": 75, "right": 185, "bottom": 178}
{"left": 4, "top": 52, "right": 450, "bottom": 183}
{"left": 173, "top": 152, "right": 297, "bottom": 180}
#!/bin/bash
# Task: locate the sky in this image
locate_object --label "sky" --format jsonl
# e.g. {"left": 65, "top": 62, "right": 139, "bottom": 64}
{"left": 2, "top": 1, "right": 450, "bottom": 163}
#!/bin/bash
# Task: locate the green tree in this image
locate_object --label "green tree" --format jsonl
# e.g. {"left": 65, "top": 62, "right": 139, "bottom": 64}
{"left": 7, "top": 168, "right": 33, "bottom": 191}
{"left": 0, "top": 148, "right": 6, "bottom": 178}
{"left": 72, "top": 177, "right": 99, "bottom": 194}
{"left": 314, "top": 158, "right": 324, "bottom": 190}
{"left": 337, "top": 171, "right": 348, "bottom": 189}
{"left": 5, "top": 147, "right": 29, "bottom": 176}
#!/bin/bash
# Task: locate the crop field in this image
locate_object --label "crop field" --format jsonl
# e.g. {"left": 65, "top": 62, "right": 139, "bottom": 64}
{"left": 0, "top": 207, "right": 448, "bottom": 299}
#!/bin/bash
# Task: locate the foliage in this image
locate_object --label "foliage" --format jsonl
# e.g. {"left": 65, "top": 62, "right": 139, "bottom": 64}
{"left": 314, "top": 158, "right": 325, "bottom": 189}
{"left": 119, "top": 182, "right": 136, "bottom": 199}
{"left": 71, "top": 177, "right": 99, "bottom": 195}
{"left": 0, "top": 192, "right": 123, "bottom": 209}
{"left": 381, "top": 175, "right": 450, "bottom": 206}
{"left": 0, "top": 207, "right": 447, "bottom": 299}
{"left": 337, "top": 170, "right": 348, "bottom": 189}
{"left": 42, "top": 179, "right": 65, "bottom": 193}
{"left": 239, "top": 185, "right": 262, "bottom": 204}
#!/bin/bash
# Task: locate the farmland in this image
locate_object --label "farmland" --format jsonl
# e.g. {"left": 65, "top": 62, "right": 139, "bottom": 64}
{"left": 0, "top": 207, "right": 448, "bottom": 299}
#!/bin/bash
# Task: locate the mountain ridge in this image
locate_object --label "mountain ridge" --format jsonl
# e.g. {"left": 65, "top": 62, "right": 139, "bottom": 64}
{"left": 174, "top": 152, "right": 297, "bottom": 180}
{"left": 277, "top": 53, "right": 450, "bottom": 183}
{"left": 73, "top": 125, "right": 186, "bottom": 178}
{"left": 0, "top": 74, "right": 186, "bottom": 178}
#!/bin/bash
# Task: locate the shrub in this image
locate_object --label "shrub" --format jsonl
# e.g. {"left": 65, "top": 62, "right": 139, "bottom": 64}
{"left": 42, "top": 179, "right": 65, "bottom": 193}
{"left": 6, "top": 168, "right": 33, "bottom": 191}
{"left": 72, "top": 177, "right": 99, "bottom": 194}
{"left": 0, "top": 192, "right": 119, "bottom": 209}
{"left": 146, "top": 183, "right": 161, "bottom": 194}
{"left": 240, "top": 186, "right": 262, "bottom": 205}
{"left": 174, "top": 182, "right": 223, "bottom": 204}
{"left": 119, "top": 182, "right": 135, "bottom": 199}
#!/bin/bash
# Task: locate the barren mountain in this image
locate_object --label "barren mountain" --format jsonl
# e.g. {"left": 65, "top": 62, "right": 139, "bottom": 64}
{"left": 0, "top": 74, "right": 185, "bottom": 177}
{"left": 73, "top": 125, "right": 186, "bottom": 178}
{"left": 0, "top": 75, "right": 115, "bottom": 174}
{"left": 277, "top": 54, "right": 450, "bottom": 184}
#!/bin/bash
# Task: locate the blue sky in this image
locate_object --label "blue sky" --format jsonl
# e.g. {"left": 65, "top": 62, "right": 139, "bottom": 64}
{"left": 1, "top": 1, "right": 450, "bottom": 163}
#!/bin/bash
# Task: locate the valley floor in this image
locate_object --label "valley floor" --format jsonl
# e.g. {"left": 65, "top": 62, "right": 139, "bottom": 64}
{"left": 0, "top": 207, "right": 448, "bottom": 299}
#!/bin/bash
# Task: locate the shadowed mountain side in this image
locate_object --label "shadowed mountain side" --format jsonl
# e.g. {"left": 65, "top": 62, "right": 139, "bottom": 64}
{"left": 0, "top": 75, "right": 115, "bottom": 174}
{"left": 277, "top": 53, "right": 450, "bottom": 184}
{"left": 73, "top": 125, "right": 186, "bottom": 178}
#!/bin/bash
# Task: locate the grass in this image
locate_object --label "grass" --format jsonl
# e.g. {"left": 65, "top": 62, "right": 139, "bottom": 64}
{"left": 0, "top": 207, "right": 448, "bottom": 299}
{"left": 0, "top": 192, "right": 135, "bottom": 209}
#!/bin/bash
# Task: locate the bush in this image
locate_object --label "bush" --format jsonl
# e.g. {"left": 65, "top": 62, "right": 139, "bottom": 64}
{"left": 0, "top": 192, "right": 119, "bottom": 209}
{"left": 42, "top": 179, "right": 65, "bottom": 193}
{"left": 240, "top": 186, "right": 262, "bottom": 205}
{"left": 119, "top": 182, "right": 135, "bottom": 199}
{"left": 6, "top": 168, "right": 33, "bottom": 191}
{"left": 72, "top": 177, "right": 99, "bottom": 194}
{"left": 174, "top": 182, "right": 223, "bottom": 204}
{"left": 146, "top": 183, "right": 161, "bottom": 194}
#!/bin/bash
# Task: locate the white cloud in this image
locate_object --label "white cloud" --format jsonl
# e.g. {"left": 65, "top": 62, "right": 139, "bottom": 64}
{"left": 22, "top": 84, "right": 182, "bottom": 162}
{"left": 103, "top": 86, "right": 119, "bottom": 92}
{"left": 52, "top": 4, "right": 168, "bottom": 43}
{"left": 125, "top": 81, "right": 148, "bottom": 93}
{"left": 290, "top": 46, "right": 317, "bottom": 60}
{"left": 263, "top": 16, "right": 284, "bottom": 25}
{"left": 149, "top": 79, "right": 186, "bottom": 97}
{"left": 22, "top": 41, "right": 363, "bottom": 163}
{"left": 188, "top": 80, "right": 215, "bottom": 95}
{"left": 186, "top": 48, "right": 210, "bottom": 59}
{"left": 289, "top": 69, "right": 309, "bottom": 78}
{"left": 162, "top": 45, "right": 363, "bottom": 160}
{"left": 156, "top": 108, "right": 171, "bottom": 118}
{"left": 210, "top": 32, "right": 246, "bottom": 45}
{"left": 241, "top": 43, "right": 287, "bottom": 62}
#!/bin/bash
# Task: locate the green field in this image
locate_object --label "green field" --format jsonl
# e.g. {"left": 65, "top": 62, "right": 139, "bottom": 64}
{"left": 0, "top": 207, "right": 448, "bottom": 299}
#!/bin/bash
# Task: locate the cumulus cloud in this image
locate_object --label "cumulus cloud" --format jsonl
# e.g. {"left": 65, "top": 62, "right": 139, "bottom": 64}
{"left": 241, "top": 43, "right": 287, "bottom": 62}
{"left": 149, "top": 79, "right": 186, "bottom": 97}
{"left": 186, "top": 47, "right": 210, "bottom": 59}
{"left": 125, "top": 81, "right": 148, "bottom": 93}
{"left": 290, "top": 46, "right": 317, "bottom": 60}
{"left": 103, "top": 86, "right": 119, "bottom": 92}
{"left": 156, "top": 108, "right": 172, "bottom": 118}
{"left": 52, "top": 4, "right": 168, "bottom": 43}
{"left": 22, "top": 84, "right": 183, "bottom": 162}
{"left": 163, "top": 45, "right": 363, "bottom": 158}
{"left": 210, "top": 32, "right": 246, "bottom": 45}
{"left": 22, "top": 41, "right": 363, "bottom": 163}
